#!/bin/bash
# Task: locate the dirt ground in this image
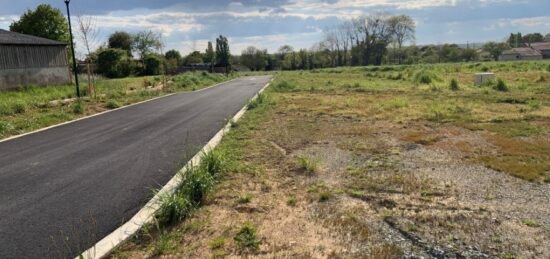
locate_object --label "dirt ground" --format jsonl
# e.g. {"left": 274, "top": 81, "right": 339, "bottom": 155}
{"left": 113, "top": 85, "right": 549, "bottom": 258}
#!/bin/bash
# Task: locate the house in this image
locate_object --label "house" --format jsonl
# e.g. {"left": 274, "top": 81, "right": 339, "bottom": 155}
{"left": 0, "top": 29, "right": 70, "bottom": 91}
{"left": 498, "top": 47, "right": 543, "bottom": 61}
{"left": 529, "top": 42, "right": 550, "bottom": 59}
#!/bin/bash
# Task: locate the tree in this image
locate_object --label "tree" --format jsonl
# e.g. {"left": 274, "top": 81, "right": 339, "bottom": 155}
{"left": 387, "top": 15, "right": 415, "bottom": 64}
{"left": 164, "top": 49, "right": 181, "bottom": 73}
{"left": 523, "top": 33, "right": 544, "bottom": 46}
{"left": 96, "top": 48, "right": 134, "bottom": 78}
{"left": 204, "top": 41, "right": 215, "bottom": 63}
{"left": 545, "top": 33, "right": 550, "bottom": 42}
{"left": 133, "top": 30, "right": 162, "bottom": 59}
{"left": 165, "top": 49, "right": 182, "bottom": 61}
{"left": 10, "top": 4, "right": 69, "bottom": 43}
{"left": 76, "top": 15, "right": 99, "bottom": 97}
{"left": 184, "top": 51, "right": 204, "bottom": 65}
{"left": 108, "top": 31, "right": 133, "bottom": 54}
{"left": 507, "top": 33, "right": 523, "bottom": 48}
{"left": 483, "top": 41, "right": 510, "bottom": 61}
{"left": 215, "top": 35, "right": 231, "bottom": 69}
{"left": 143, "top": 54, "right": 164, "bottom": 75}
{"left": 240, "top": 46, "right": 268, "bottom": 71}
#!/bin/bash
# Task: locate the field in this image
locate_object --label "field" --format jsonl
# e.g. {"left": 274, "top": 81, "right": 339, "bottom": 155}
{"left": 0, "top": 72, "right": 234, "bottom": 139}
{"left": 110, "top": 61, "right": 550, "bottom": 258}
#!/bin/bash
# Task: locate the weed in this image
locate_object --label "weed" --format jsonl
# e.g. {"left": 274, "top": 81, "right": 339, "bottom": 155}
{"left": 494, "top": 79, "right": 509, "bottom": 92}
{"left": 180, "top": 166, "right": 214, "bottom": 205}
{"left": 152, "top": 231, "right": 174, "bottom": 256}
{"left": 155, "top": 191, "right": 192, "bottom": 227}
{"left": 449, "top": 78, "right": 459, "bottom": 91}
{"left": 272, "top": 81, "right": 296, "bottom": 92}
{"left": 12, "top": 101, "right": 27, "bottom": 114}
{"left": 535, "top": 75, "right": 546, "bottom": 82}
{"left": 527, "top": 100, "right": 541, "bottom": 110}
{"left": 0, "top": 121, "right": 14, "bottom": 134}
{"left": 236, "top": 193, "right": 253, "bottom": 204}
{"left": 72, "top": 101, "right": 85, "bottom": 114}
{"left": 318, "top": 191, "right": 332, "bottom": 202}
{"left": 413, "top": 69, "right": 439, "bottom": 84}
{"left": 105, "top": 99, "right": 120, "bottom": 109}
{"left": 200, "top": 149, "right": 226, "bottom": 176}
{"left": 234, "top": 222, "right": 261, "bottom": 251}
{"left": 387, "top": 97, "right": 409, "bottom": 109}
{"left": 208, "top": 236, "right": 226, "bottom": 250}
{"left": 247, "top": 93, "right": 270, "bottom": 110}
{"left": 287, "top": 195, "right": 297, "bottom": 206}
{"left": 229, "top": 118, "right": 239, "bottom": 128}
{"left": 521, "top": 219, "right": 540, "bottom": 228}
{"left": 296, "top": 155, "right": 320, "bottom": 173}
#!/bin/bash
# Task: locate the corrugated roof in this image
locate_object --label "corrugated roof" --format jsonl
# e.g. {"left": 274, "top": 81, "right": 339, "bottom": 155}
{"left": 502, "top": 47, "right": 542, "bottom": 57}
{"left": 0, "top": 29, "right": 67, "bottom": 46}
{"left": 530, "top": 42, "right": 550, "bottom": 51}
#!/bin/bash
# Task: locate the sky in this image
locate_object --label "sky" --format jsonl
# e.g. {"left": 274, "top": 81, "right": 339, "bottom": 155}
{"left": 0, "top": 0, "right": 549, "bottom": 57}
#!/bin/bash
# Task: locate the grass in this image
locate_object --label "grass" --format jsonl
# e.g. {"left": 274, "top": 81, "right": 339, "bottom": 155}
{"left": 236, "top": 193, "right": 253, "bottom": 204}
{"left": 247, "top": 92, "right": 270, "bottom": 110}
{"left": 0, "top": 72, "right": 234, "bottom": 139}
{"left": 287, "top": 195, "right": 297, "bottom": 206}
{"left": 233, "top": 222, "right": 261, "bottom": 251}
{"left": 296, "top": 155, "right": 320, "bottom": 173}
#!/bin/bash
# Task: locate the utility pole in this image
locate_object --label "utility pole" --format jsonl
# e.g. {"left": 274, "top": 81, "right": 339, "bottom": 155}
{"left": 64, "top": 0, "right": 80, "bottom": 98}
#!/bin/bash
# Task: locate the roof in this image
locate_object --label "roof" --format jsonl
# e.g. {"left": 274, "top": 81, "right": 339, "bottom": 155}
{"left": 529, "top": 42, "right": 550, "bottom": 51}
{"left": 0, "top": 29, "right": 67, "bottom": 46}
{"left": 501, "top": 47, "right": 542, "bottom": 57}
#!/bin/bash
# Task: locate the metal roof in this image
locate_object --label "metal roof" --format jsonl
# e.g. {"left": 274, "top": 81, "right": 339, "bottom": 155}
{"left": 530, "top": 42, "right": 550, "bottom": 51}
{"left": 0, "top": 29, "right": 67, "bottom": 46}
{"left": 501, "top": 47, "right": 542, "bottom": 57}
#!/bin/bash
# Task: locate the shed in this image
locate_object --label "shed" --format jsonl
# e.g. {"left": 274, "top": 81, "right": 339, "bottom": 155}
{"left": 498, "top": 47, "right": 543, "bottom": 61}
{"left": 0, "top": 29, "right": 71, "bottom": 90}
{"left": 529, "top": 42, "right": 550, "bottom": 59}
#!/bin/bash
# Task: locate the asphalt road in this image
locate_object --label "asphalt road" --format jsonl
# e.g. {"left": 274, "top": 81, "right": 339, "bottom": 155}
{"left": 0, "top": 76, "right": 271, "bottom": 259}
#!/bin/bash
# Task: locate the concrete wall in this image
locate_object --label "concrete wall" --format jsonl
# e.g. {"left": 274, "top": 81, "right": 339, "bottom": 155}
{"left": 0, "top": 66, "right": 71, "bottom": 90}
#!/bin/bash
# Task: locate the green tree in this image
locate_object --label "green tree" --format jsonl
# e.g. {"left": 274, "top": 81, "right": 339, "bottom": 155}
{"left": 96, "top": 48, "right": 134, "bottom": 78}
{"left": 9, "top": 4, "right": 69, "bottom": 43}
{"left": 184, "top": 51, "right": 204, "bottom": 65}
{"left": 143, "top": 54, "right": 164, "bottom": 75}
{"left": 215, "top": 35, "right": 230, "bottom": 67}
{"left": 483, "top": 41, "right": 510, "bottom": 61}
{"left": 204, "top": 41, "right": 215, "bottom": 64}
{"left": 165, "top": 49, "right": 182, "bottom": 61}
{"left": 522, "top": 33, "right": 544, "bottom": 46}
{"left": 507, "top": 33, "right": 523, "bottom": 48}
{"left": 545, "top": 33, "right": 550, "bottom": 42}
{"left": 108, "top": 31, "right": 133, "bottom": 54}
{"left": 240, "top": 46, "right": 267, "bottom": 71}
{"left": 133, "top": 30, "right": 162, "bottom": 59}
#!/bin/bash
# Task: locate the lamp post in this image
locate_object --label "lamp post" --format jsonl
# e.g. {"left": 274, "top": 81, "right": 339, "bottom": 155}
{"left": 64, "top": 0, "right": 80, "bottom": 98}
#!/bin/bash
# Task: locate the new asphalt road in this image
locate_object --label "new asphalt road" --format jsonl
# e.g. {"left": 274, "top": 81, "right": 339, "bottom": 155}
{"left": 0, "top": 76, "right": 271, "bottom": 259}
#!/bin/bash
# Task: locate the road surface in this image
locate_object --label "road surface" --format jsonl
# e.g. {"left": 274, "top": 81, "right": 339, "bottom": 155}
{"left": 0, "top": 76, "right": 271, "bottom": 258}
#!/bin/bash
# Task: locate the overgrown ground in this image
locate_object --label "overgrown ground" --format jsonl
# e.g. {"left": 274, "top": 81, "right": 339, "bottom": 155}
{"left": 0, "top": 72, "right": 235, "bottom": 139}
{"left": 113, "top": 61, "right": 550, "bottom": 258}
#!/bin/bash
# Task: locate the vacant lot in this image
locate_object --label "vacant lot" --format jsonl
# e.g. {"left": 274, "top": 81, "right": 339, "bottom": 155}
{"left": 114, "top": 61, "right": 550, "bottom": 258}
{"left": 0, "top": 72, "right": 234, "bottom": 139}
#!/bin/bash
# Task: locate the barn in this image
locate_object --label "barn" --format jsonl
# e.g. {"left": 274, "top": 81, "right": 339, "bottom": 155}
{"left": 0, "top": 29, "right": 71, "bottom": 91}
{"left": 498, "top": 47, "right": 543, "bottom": 61}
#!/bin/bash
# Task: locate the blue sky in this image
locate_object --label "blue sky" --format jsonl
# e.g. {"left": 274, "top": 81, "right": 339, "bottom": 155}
{"left": 1, "top": 0, "right": 549, "bottom": 57}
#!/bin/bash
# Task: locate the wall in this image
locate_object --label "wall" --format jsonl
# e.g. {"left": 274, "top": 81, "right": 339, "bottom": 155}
{"left": 499, "top": 54, "right": 543, "bottom": 61}
{"left": 0, "top": 44, "right": 71, "bottom": 90}
{"left": 0, "top": 66, "right": 71, "bottom": 90}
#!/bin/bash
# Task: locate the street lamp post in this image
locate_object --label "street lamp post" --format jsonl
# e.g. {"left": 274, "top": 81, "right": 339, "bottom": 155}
{"left": 64, "top": 0, "right": 80, "bottom": 98}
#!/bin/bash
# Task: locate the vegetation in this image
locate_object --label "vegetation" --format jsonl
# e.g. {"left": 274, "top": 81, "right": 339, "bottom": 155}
{"left": 0, "top": 72, "right": 233, "bottom": 139}
{"left": 9, "top": 4, "right": 69, "bottom": 43}
{"left": 233, "top": 222, "right": 261, "bottom": 251}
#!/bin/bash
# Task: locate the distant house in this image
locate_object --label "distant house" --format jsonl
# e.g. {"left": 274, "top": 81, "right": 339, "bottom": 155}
{"left": 0, "top": 29, "right": 70, "bottom": 91}
{"left": 499, "top": 47, "right": 543, "bottom": 61}
{"left": 529, "top": 42, "right": 550, "bottom": 59}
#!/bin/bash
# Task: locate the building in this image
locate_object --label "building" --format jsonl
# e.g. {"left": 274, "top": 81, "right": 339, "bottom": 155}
{"left": 529, "top": 42, "right": 550, "bottom": 59}
{"left": 0, "top": 29, "right": 70, "bottom": 91}
{"left": 499, "top": 47, "right": 543, "bottom": 61}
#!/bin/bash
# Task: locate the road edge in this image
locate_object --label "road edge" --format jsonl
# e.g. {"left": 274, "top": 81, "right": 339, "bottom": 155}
{"left": 78, "top": 77, "right": 273, "bottom": 259}
{"left": 0, "top": 77, "right": 240, "bottom": 144}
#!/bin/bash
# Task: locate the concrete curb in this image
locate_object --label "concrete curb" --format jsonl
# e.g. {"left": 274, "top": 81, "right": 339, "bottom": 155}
{"left": 77, "top": 77, "right": 273, "bottom": 259}
{"left": 0, "top": 77, "right": 240, "bottom": 144}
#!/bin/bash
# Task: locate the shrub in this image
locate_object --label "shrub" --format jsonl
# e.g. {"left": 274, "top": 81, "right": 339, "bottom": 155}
{"left": 72, "top": 101, "right": 84, "bottom": 114}
{"left": 0, "top": 121, "right": 14, "bottom": 134}
{"left": 96, "top": 48, "right": 134, "bottom": 78}
{"left": 413, "top": 70, "right": 439, "bottom": 84}
{"left": 494, "top": 79, "right": 509, "bottom": 92}
{"left": 449, "top": 78, "right": 459, "bottom": 91}
{"left": 105, "top": 99, "right": 120, "bottom": 109}
{"left": 143, "top": 54, "right": 164, "bottom": 76}
{"left": 11, "top": 101, "right": 27, "bottom": 114}
{"left": 247, "top": 93, "right": 269, "bottom": 110}
{"left": 234, "top": 222, "right": 261, "bottom": 251}
{"left": 273, "top": 81, "right": 296, "bottom": 92}
{"left": 180, "top": 166, "right": 214, "bottom": 205}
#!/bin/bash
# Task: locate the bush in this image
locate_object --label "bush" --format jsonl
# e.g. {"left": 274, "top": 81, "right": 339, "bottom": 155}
{"left": 0, "top": 121, "right": 14, "bottom": 134}
{"left": 494, "top": 79, "right": 509, "bottom": 92}
{"left": 413, "top": 70, "right": 439, "bottom": 84}
{"left": 72, "top": 101, "right": 84, "bottom": 114}
{"left": 234, "top": 222, "right": 261, "bottom": 251}
{"left": 11, "top": 101, "right": 27, "bottom": 114}
{"left": 449, "top": 79, "right": 459, "bottom": 91}
{"left": 143, "top": 54, "right": 164, "bottom": 76}
{"left": 273, "top": 81, "right": 296, "bottom": 92}
{"left": 96, "top": 48, "right": 134, "bottom": 78}
{"left": 105, "top": 99, "right": 120, "bottom": 109}
{"left": 155, "top": 192, "right": 192, "bottom": 226}
{"left": 180, "top": 166, "right": 214, "bottom": 205}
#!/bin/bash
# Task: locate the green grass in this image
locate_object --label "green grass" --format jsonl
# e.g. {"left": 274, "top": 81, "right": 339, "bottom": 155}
{"left": 247, "top": 92, "right": 270, "bottom": 110}
{"left": 234, "top": 222, "right": 261, "bottom": 251}
{"left": 296, "top": 155, "right": 320, "bottom": 173}
{"left": 0, "top": 72, "right": 234, "bottom": 139}
{"left": 236, "top": 193, "right": 253, "bottom": 204}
